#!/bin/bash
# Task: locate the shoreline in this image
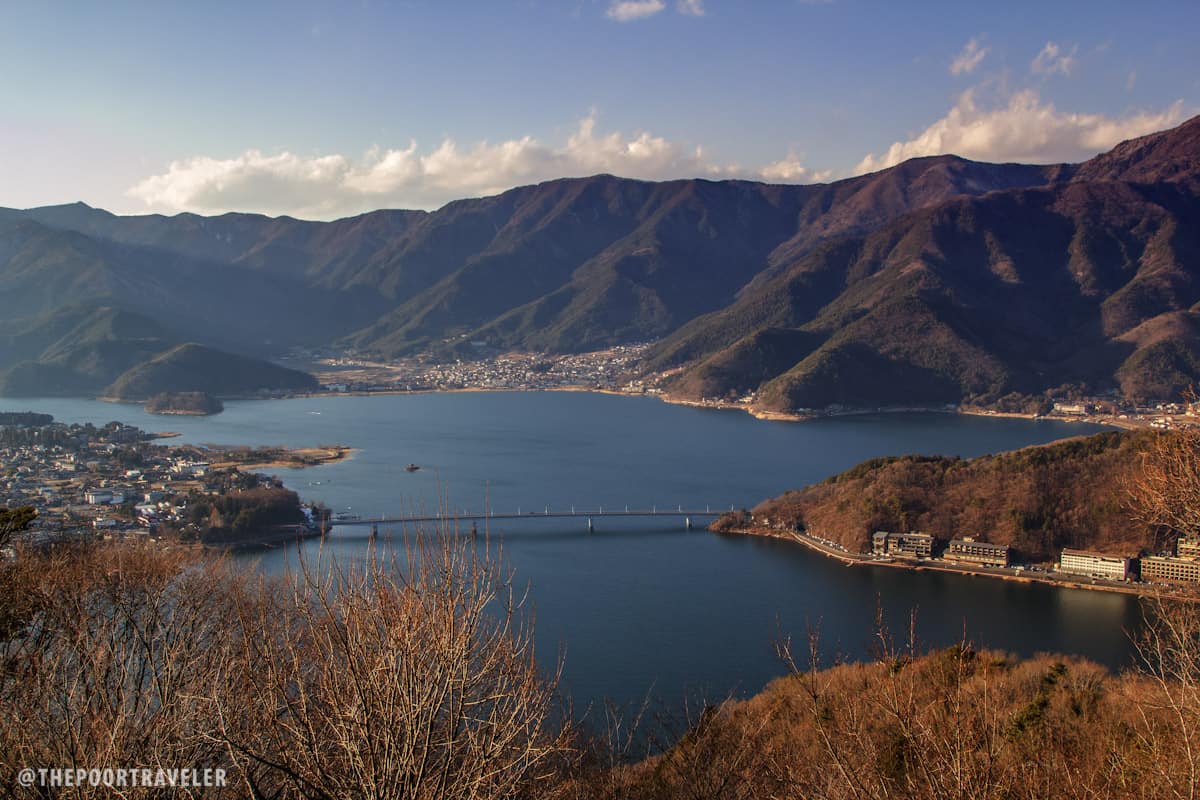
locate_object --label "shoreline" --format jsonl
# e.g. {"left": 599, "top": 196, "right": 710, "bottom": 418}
{"left": 145, "top": 409, "right": 218, "bottom": 417}
{"left": 288, "top": 385, "right": 1135, "bottom": 429}
{"left": 209, "top": 445, "right": 356, "bottom": 472}
{"left": 65, "top": 384, "right": 1139, "bottom": 429}
{"left": 660, "top": 394, "right": 1136, "bottom": 429}
{"left": 201, "top": 524, "right": 327, "bottom": 553}
{"left": 957, "top": 405, "right": 1141, "bottom": 431}
{"left": 724, "top": 525, "right": 1196, "bottom": 600}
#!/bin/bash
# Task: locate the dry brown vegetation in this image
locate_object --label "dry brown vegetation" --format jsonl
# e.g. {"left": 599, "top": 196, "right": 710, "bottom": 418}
{"left": 0, "top": 536, "right": 575, "bottom": 799}
{"left": 1130, "top": 421, "right": 1200, "bottom": 541}
{"left": 552, "top": 602, "right": 1200, "bottom": 800}
{"left": 747, "top": 430, "right": 1161, "bottom": 560}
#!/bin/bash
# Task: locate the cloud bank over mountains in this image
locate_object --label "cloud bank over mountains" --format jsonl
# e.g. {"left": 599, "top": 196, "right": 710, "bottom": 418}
{"left": 128, "top": 94, "right": 1189, "bottom": 219}
{"left": 855, "top": 90, "right": 1185, "bottom": 174}
{"left": 127, "top": 114, "right": 828, "bottom": 218}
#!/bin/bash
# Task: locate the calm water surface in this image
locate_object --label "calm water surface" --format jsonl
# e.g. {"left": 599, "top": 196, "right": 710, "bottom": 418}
{"left": 4, "top": 392, "right": 1141, "bottom": 712}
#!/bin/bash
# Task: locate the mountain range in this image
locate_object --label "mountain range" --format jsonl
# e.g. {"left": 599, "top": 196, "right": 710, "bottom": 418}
{"left": 2, "top": 115, "right": 1199, "bottom": 407}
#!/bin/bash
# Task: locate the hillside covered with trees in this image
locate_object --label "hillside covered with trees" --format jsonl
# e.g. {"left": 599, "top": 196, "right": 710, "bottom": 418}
{"left": 143, "top": 391, "right": 225, "bottom": 415}
{"left": 0, "top": 306, "right": 319, "bottom": 399}
{"left": 104, "top": 343, "right": 317, "bottom": 401}
{"left": 165, "top": 485, "right": 307, "bottom": 545}
{"left": 733, "top": 430, "right": 1162, "bottom": 562}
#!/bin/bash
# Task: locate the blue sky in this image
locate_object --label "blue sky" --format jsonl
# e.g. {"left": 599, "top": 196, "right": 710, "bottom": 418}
{"left": 1, "top": 0, "right": 1197, "bottom": 219}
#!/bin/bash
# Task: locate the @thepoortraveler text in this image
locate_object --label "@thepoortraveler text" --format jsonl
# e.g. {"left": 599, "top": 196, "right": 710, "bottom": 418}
{"left": 16, "top": 767, "right": 227, "bottom": 789}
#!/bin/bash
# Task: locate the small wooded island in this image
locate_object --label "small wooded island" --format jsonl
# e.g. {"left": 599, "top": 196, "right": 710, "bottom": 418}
{"left": 144, "top": 391, "right": 225, "bottom": 416}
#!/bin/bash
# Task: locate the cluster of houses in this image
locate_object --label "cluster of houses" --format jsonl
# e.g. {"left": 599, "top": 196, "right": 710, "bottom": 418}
{"left": 305, "top": 343, "right": 654, "bottom": 395}
{"left": 79, "top": 462, "right": 208, "bottom": 531}
{"left": 1049, "top": 398, "right": 1200, "bottom": 429}
{"left": 1, "top": 417, "right": 260, "bottom": 545}
{"left": 870, "top": 528, "right": 1200, "bottom": 586}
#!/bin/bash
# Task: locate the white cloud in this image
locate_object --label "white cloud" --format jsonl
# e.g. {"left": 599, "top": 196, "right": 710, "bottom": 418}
{"left": 606, "top": 0, "right": 705, "bottom": 23}
{"left": 127, "top": 114, "right": 826, "bottom": 219}
{"left": 1031, "top": 41, "right": 1078, "bottom": 76}
{"left": 1126, "top": 70, "right": 1138, "bottom": 92}
{"left": 949, "top": 37, "right": 988, "bottom": 76}
{"left": 606, "top": 0, "right": 665, "bottom": 22}
{"left": 855, "top": 89, "right": 1186, "bottom": 174}
{"left": 758, "top": 155, "right": 832, "bottom": 184}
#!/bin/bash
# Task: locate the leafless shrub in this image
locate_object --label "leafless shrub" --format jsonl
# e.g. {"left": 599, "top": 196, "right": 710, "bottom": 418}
{"left": 1126, "top": 596, "right": 1200, "bottom": 800}
{"left": 206, "top": 530, "right": 574, "bottom": 799}
{"left": 0, "top": 530, "right": 574, "bottom": 800}
{"left": 0, "top": 542, "right": 242, "bottom": 798}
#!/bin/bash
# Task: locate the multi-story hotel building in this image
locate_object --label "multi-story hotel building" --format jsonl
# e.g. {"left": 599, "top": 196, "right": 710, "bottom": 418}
{"left": 872, "top": 531, "right": 934, "bottom": 559}
{"left": 1177, "top": 534, "right": 1200, "bottom": 560}
{"left": 1140, "top": 555, "right": 1200, "bottom": 585}
{"left": 945, "top": 538, "right": 1011, "bottom": 568}
{"left": 1059, "top": 549, "right": 1132, "bottom": 581}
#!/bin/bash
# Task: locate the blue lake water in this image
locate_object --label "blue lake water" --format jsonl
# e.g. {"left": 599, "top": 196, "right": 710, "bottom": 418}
{"left": 3, "top": 392, "right": 1140, "bottom": 714}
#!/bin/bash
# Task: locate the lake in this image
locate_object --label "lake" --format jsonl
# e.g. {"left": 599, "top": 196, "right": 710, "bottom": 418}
{"left": 3, "top": 392, "right": 1141, "bottom": 715}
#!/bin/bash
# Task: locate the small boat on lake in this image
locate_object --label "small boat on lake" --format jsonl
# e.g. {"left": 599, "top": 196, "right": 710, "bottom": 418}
{"left": 405, "top": 463, "right": 421, "bottom": 472}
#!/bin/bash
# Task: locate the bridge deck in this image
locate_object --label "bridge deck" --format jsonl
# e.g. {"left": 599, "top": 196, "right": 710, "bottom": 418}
{"left": 332, "top": 508, "right": 727, "bottom": 526}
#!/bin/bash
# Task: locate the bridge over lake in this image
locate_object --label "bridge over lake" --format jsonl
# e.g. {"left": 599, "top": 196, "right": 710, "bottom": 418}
{"left": 330, "top": 505, "right": 730, "bottom": 532}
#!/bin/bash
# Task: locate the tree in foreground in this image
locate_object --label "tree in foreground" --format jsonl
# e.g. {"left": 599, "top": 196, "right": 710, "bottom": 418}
{"left": 0, "top": 505, "right": 36, "bottom": 548}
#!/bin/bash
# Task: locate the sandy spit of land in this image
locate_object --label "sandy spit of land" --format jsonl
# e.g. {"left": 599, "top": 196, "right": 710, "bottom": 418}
{"left": 208, "top": 445, "right": 355, "bottom": 472}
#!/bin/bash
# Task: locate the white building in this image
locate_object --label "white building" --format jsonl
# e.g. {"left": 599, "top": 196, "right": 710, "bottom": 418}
{"left": 1052, "top": 403, "right": 1089, "bottom": 416}
{"left": 1059, "top": 548, "right": 1132, "bottom": 581}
